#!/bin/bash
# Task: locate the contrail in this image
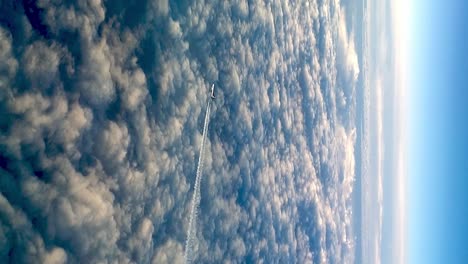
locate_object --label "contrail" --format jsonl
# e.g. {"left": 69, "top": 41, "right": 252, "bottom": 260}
{"left": 184, "top": 99, "right": 212, "bottom": 264}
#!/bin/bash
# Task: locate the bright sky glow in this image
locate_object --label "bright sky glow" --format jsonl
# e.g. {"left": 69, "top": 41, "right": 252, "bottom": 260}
{"left": 390, "top": 0, "right": 410, "bottom": 263}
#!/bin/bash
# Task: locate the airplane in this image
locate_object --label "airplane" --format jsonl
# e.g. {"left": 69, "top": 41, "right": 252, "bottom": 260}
{"left": 210, "top": 84, "right": 216, "bottom": 99}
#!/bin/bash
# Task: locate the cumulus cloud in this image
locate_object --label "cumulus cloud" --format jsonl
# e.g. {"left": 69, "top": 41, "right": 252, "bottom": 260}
{"left": 0, "top": 28, "right": 18, "bottom": 90}
{"left": 337, "top": 8, "right": 360, "bottom": 84}
{"left": 0, "top": 0, "right": 360, "bottom": 263}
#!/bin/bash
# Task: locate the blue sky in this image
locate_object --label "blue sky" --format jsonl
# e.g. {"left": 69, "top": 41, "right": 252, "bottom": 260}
{"left": 366, "top": 0, "right": 468, "bottom": 262}
{"left": 408, "top": 0, "right": 468, "bottom": 263}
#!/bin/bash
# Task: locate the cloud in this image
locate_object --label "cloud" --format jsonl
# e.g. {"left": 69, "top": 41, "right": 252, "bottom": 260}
{"left": 0, "top": 0, "right": 360, "bottom": 263}
{"left": 337, "top": 7, "right": 360, "bottom": 84}
{"left": 0, "top": 28, "right": 18, "bottom": 90}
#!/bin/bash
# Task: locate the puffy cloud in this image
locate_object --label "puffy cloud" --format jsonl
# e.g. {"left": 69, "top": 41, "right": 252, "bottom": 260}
{"left": 0, "top": 28, "right": 18, "bottom": 89}
{"left": 0, "top": 0, "right": 360, "bottom": 263}
{"left": 337, "top": 7, "right": 360, "bottom": 84}
{"left": 22, "top": 41, "right": 60, "bottom": 88}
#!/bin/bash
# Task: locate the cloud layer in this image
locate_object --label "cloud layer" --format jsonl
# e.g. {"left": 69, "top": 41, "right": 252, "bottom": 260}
{"left": 0, "top": 0, "right": 359, "bottom": 263}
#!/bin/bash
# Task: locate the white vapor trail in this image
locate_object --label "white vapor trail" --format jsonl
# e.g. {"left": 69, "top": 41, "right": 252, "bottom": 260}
{"left": 184, "top": 99, "right": 212, "bottom": 264}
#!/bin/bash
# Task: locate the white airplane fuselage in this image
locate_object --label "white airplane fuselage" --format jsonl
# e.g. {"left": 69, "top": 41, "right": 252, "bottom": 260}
{"left": 210, "top": 84, "right": 216, "bottom": 99}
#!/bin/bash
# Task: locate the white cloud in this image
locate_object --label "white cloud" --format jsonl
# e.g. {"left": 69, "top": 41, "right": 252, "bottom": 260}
{"left": 0, "top": 0, "right": 361, "bottom": 263}
{"left": 0, "top": 28, "right": 18, "bottom": 89}
{"left": 337, "top": 8, "right": 360, "bottom": 84}
{"left": 22, "top": 41, "right": 60, "bottom": 88}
